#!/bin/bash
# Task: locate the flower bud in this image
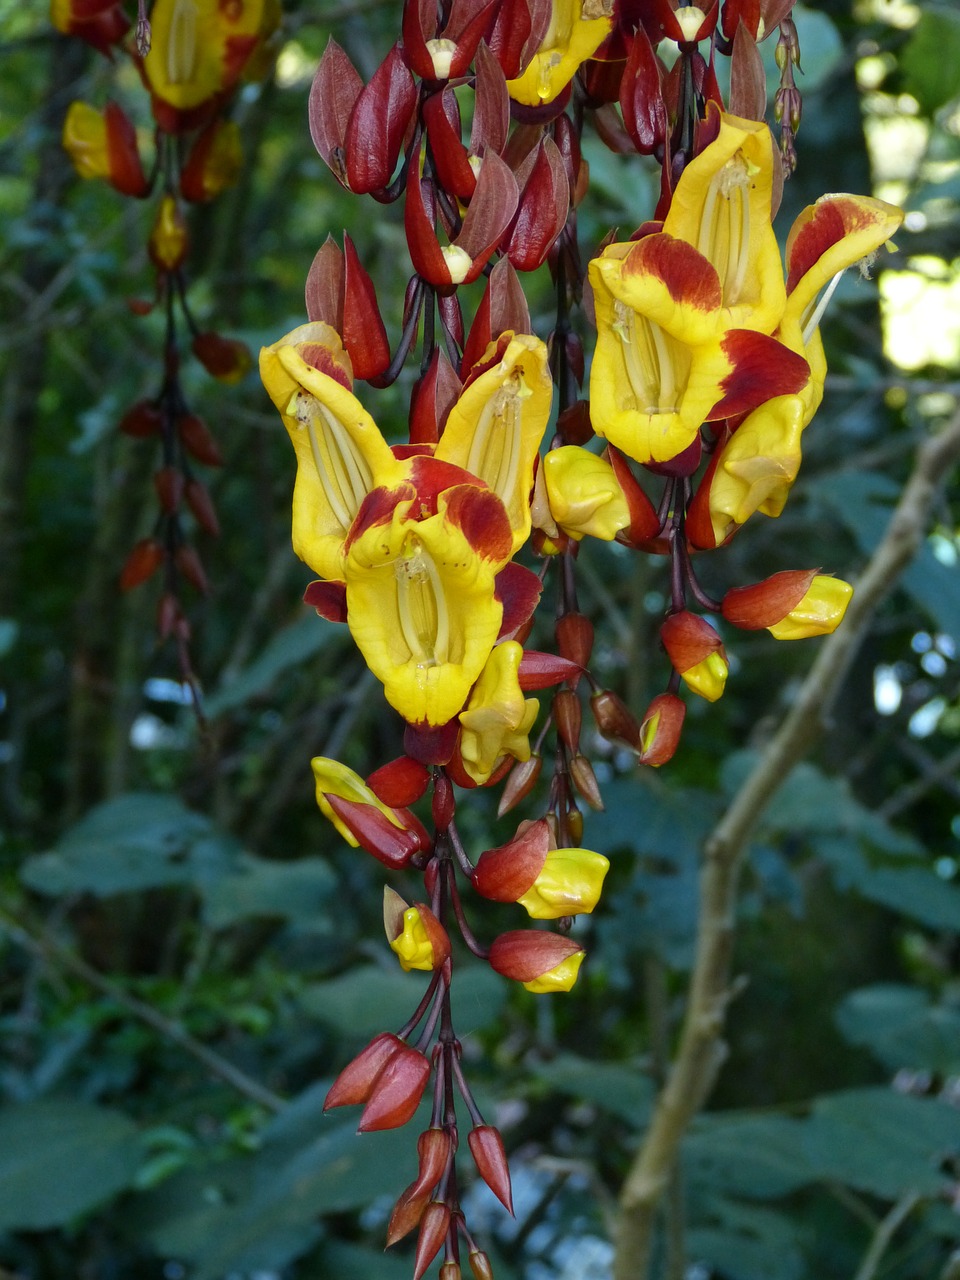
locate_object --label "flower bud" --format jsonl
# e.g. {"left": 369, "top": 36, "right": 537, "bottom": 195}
{"left": 177, "top": 413, "right": 223, "bottom": 467}
{"left": 192, "top": 332, "right": 253, "bottom": 384}
{"left": 324, "top": 1032, "right": 404, "bottom": 1110}
{"left": 660, "top": 612, "right": 728, "bottom": 703}
{"left": 119, "top": 400, "right": 162, "bottom": 439}
{"left": 384, "top": 889, "right": 451, "bottom": 973}
{"left": 553, "top": 688, "right": 581, "bottom": 752}
{"left": 468, "top": 1125, "right": 514, "bottom": 1213}
{"left": 184, "top": 480, "right": 220, "bottom": 538}
{"left": 312, "top": 757, "right": 430, "bottom": 868}
{"left": 120, "top": 538, "right": 164, "bottom": 591}
{"left": 366, "top": 756, "right": 431, "bottom": 807}
{"left": 542, "top": 446, "right": 631, "bottom": 542}
{"left": 358, "top": 1043, "right": 431, "bottom": 1132}
{"left": 174, "top": 543, "right": 209, "bottom": 595}
{"left": 386, "top": 1126, "right": 452, "bottom": 1244}
{"left": 568, "top": 753, "right": 603, "bottom": 812}
{"left": 440, "top": 1264, "right": 462, "bottom": 1280}
{"left": 469, "top": 1251, "right": 495, "bottom": 1280}
{"left": 638, "top": 693, "right": 686, "bottom": 767}
{"left": 488, "top": 930, "right": 586, "bottom": 993}
{"left": 413, "top": 1201, "right": 451, "bottom": 1280}
{"left": 591, "top": 690, "right": 641, "bottom": 750}
{"left": 497, "top": 754, "right": 542, "bottom": 817}
{"left": 556, "top": 612, "right": 593, "bottom": 671}
{"left": 722, "top": 570, "right": 853, "bottom": 639}
{"left": 148, "top": 194, "right": 188, "bottom": 272}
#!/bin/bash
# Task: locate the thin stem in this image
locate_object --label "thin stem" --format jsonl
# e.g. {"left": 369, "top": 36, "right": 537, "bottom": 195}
{"left": 851, "top": 1192, "right": 922, "bottom": 1280}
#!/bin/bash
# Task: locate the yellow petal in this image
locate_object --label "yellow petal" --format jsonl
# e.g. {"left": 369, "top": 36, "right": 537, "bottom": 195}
{"left": 62, "top": 102, "right": 110, "bottom": 181}
{"left": 768, "top": 576, "right": 853, "bottom": 640}
{"left": 310, "top": 756, "right": 406, "bottom": 846}
{"left": 523, "top": 950, "right": 585, "bottom": 993}
{"left": 458, "top": 641, "right": 539, "bottom": 784}
{"left": 516, "top": 847, "right": 609, "bottom": 919}
{"left": 506, "top": 0, "right": 613, "bottom": 106}
{"left": 542, "top": 446, "right": 630, "bottom": 541}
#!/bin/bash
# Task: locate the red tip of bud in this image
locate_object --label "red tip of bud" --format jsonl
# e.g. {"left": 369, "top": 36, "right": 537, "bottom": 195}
{"left": 591, "top": 690, "right": 642, "bottom": 750}
{"left": 552, "top": 688, "right": 582, "bottom": 752}
{"left": 638, "top": 692, "right": 686, "bottom": 767}
{"left": 412, "top": 1201, "right": 451, "bottom": 1280}
{"left": 191, "top": 332, "right": 252, "bottom": 384}
{"left": 366, "top": 756, "right": 431, "bottom": 807}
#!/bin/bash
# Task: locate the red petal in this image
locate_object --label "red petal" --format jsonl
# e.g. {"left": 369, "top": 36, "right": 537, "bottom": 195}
{"left": 303, "top": 580, "right": 347, "bottom": 623}
{"left": 324, "top": 1032, "right": 402, "bottom": 1109}
{"left": 304, "top": 236, "right": 345, "bottom": 328}
{"left": 343, "top": 233, "right": 391, "bottom": 380}
{"left": 496, "top": 563, "right": 542, "bottom": 640}
{"left": 366, "top": 756, "right": 431, "bottom": 806}
{"left": 444, "top": 484, "right": 514, "bottom": 563}
{"left": 455, "top": 150, "right": 520, "bottom": 279}
{"left": 472, "top": 42, "right": 510, "bottom": 155}
{"left": 325, "top": 795, "right": 427, "bottom": 867}
{"left": 721, "top": 569, "right": 818, "bottom": 630}
{"left": 472, "top": 819, "right": 549, "bottom": 902}
{"left": 622, "top": 234, "right": 722, "bottom": 311}
{"left": 516, "top": 650, "right": 582, "bottom": 690}
{"left": 709, "top": 331, "right": 809, "bottom": 420}
{"left": 345, "top": 45, "right": 417, "bottom": 195}
{"left": 423, "top": 90, "right": 477, "bottom": 201}
{"left": 404, "top": 149, "right": 451, "bottom": 285}
{"left": 504, "top": 138, "right": 569, "bottom": 272}
{"left": 618, "top": 25, "right": 666, "bottom": 155}
{"left": 358, "top": 1045, "right": 431, "bottom": 1132}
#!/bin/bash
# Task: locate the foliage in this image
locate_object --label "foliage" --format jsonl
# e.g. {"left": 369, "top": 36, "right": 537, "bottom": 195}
{"left": 1, "top": 1, "right": 960, "bottom": 1279}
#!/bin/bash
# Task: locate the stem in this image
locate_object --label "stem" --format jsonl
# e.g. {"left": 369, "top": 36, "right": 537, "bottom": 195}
{"left": 612, "top": 412, "right": 960, "bottom": 1280}
{"left": 851, "top": 1192, "right": 921, "bottom": 1280}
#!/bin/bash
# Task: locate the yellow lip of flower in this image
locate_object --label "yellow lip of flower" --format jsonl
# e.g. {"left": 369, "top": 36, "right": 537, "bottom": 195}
{"left": 588, "top": 237, "right": 741, "bottom": 464}
{"left": 458, "top": 640, "right": 539, "bottom": 785}
{"left": 542, "top": 446, "right": 630, "bottom": 541}
{"left": 259, "top": 323, "right": 405, "bottom": 581}
{"left": 768, "top": 576, "right": 853, "bottom": 640}
{"left": 515, "top": 847, "right": 610, "bottom": 920}
{"left": 311, "top": 756, "right": 408, "bottom": 846}
{"left": 506, "top": 0, "right": 614, "bottom": 106}
{"left": 523, "top": 950, "right": 585, "bottom": 994}
{"left": 388, "top": 905, "right": 437, "bottom": 972}
{"left": 343, "top": 485, "right": 512, "bottom": 727}
{"left": 144, "top": 0, "right": 271, "bottom": 112}
{"left": 662, "top": 113, "right": 786, "bottom": 334}
{"left": 681, "top": 651, "right": 728, "bottom": 702}
{"left": 437, "top": 334, "right": 552, "bottom": 556}
{"left": 149, "top": 194, "right": 189, "bottom": 271}
{"left": 709, "top": 392, "right": 805, "bottom": 536}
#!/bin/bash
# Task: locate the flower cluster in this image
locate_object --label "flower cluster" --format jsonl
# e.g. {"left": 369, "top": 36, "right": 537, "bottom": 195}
{"left": 257, "top": 0, "right": 902, "bottom": 1275}
{"left": 54, "top": 0, "right": 278, "bottom": 678}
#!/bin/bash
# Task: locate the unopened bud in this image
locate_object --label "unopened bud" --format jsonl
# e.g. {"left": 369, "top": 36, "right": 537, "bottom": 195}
{"left": 120, "top": 538, "right": 164, "bottom": 591}
{"left": 569, "top": 753, "right": 603, "bottom": 811}
{"left": 591, "top": 690, "right": 641, "bottom": 749}
{"left": 553, "top": 689, "right": 582, "bottom": 751}
{"left": 556, "top": 613, "right": 593, "bottom": 672}
{"left": 468, "top": 1125, "right": 514, "bottom": 1213}
{"left": 497, "top": 754, "right": 542, "bottom": 817}
{"left": 413, "top": 1201, "right": 450, "bottom": 1280}
{"left": 469, "top": 1251, "right": 495, "bottom": 1280}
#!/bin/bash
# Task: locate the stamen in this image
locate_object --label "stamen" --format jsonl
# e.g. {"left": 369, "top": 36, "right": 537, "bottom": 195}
{"left": 802, "top": 269, "right": 845, "bottom": 344}
{"left": 395, "top": 540, "right": 447, "bottom": 665}
{"left": 298, "top": 394, "right": 373, "bottom": 532}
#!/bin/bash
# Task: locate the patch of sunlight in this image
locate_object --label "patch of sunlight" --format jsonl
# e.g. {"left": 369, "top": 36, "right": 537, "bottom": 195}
{"left": 853, "top": 0, "right": 919, "bottom": 29}
{"left": 275, "top": 40, "right": 315, "bottom": 88}
{"left": 880, "top": 259, "right": 960, "bottom": 370}
{"left": 864, "top": 110, "right": 929, "bottom": 196}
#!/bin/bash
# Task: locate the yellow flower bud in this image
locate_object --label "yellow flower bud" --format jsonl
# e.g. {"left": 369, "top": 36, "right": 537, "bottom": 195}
{"left": 516, "top": 847, "right": 610, "bottom": 920}
{"left": 768, "top": 576, "right": 853, "bottom": 640}
{"left": 542, "top": 446, "right": 630, "bottom": 542}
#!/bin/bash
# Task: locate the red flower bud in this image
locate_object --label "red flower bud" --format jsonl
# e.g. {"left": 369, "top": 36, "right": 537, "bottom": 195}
{"left": 473, "top": 819, "right": 550, "bottom": 903}
{"left": 468, "top": 1250, "right": 496, "bottom": 1280}
{"left": 721, "top": 569, "right": 819, "bottom": 630}
{"left": 553, "top": 688, "right": 582, "bottom": 751}
{"left": 308, "top": 39, "right": 363, "bottom": 186}
{"left": 503, "top": 138, "right": 569, "bottom": 272}
{"left": 606, "top": 446, "right": 661, "bottom": 547}
{"left": 591, "top": 690, "right": 642, "bottom": 750}
{"left": 461, "top": 258, "right": 530, "bottom": 373}
{"left": 366, "top": 756, "right": 431, "bottom": 807}
{"left": 468, "top": 1125, "right": 514, "bottom": 1214}
{"left": 516, "top": 651, "right": 581, "bottom": 690}
{"left": 191, "top": 332, "right": 252, "bottom": 384}
{"left": 556, "top": 612, "right": 594, "bottom": 672}
{"left": 413, "top": 1201, "right": 451, "bottom": 1280}
{"left": 342, "top": 233, "right": 391, "bottom": 380}
{"left": 177, "top": 413, "right": 223, "bottom": 467}
{"left": 569, "top": 753, "right": 604, "bottom": 811}
{"left": 324, "top": 1032, "right": 404, "bottom": 1110}
{"left": 409, "top": 348, "right": 461, "bottom": 445}
{"left": 488, "top": 929, "right": 585, "bottom": 992}
{"left": 618, "top": 24, "right": 667, "bottom": 155}
{"left": 120, "top": 537, "right": 164, "bottom": 591}
{"left": 497, "top": 754, "right": 542, "bottom": 817}
{"left": 358, "top": 1042, "right": 431, "bottom": 1132}
{"left": 184, "top": 479, "right": 220, "bottom": 538}
{"left": 432, "top": 773, "right": 456, "bottom": 830}
{"left": 638, "top": 692, "right": 686, "bottom": 767}
{"left": 119, "top": 400, "right": 162, "bottom": 439}
{"left": 153, "top": 466, "right": 183, "bottom": 513}
{"left": 174, "top": 543, "right": 209, "bottom": 595}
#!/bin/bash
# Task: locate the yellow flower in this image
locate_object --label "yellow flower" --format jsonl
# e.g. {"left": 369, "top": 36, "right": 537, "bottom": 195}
{"left": 62, "top": 101, "right": 113, "bottom": 181}
{"left": 144, "top": 0, "right": 275, "bottom": 113}
{"left": 259, "top": 323, "right": 404, "bottom": 581}
{"left": 148, "top": 194, "right": 188, "bottom": 271}
{"left": 541, "top": 446, "right": 630, "bottom": 541}
{"left": 588, "top": 234, "right": 808, "bottom": 465}
{"left": 506, "top": 0, "right": 613, "bottom": 106}
{"left": 516, "top": 847, "right": 609, "bottom": 920}
{"left": 524, "top": 952, "right": 585, "bottom": 993}
{"left": 311, "top": 757, "right": 408, "bottom": 846}
{"left": 458, "top": 641, "right": 539, "bottom": 784}
{"left": 437, "top": 334, "right": 552, "bottom": 555}
{"left": 383, "top": 890, "right": 450, "bottom": 973}
{"left": 344, "top": 481, "right": 513, "bottom": 726}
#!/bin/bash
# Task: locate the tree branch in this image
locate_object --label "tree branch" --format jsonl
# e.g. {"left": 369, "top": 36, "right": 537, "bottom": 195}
{"left": 613, "top": 412, "right": 960, "bottom": 1280}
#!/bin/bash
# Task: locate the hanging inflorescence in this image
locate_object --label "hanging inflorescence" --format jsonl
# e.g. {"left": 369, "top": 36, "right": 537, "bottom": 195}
{"left": 53, "top": 0, "right": 279, "bottom": 690}
{"left": 256, "top": 1, "right": 903, "bottom": 1275}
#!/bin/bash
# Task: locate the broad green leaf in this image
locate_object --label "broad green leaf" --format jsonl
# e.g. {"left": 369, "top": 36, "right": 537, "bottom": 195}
{"left": 836, "top": 983, "right": 960, "bottom": 1074}
{"left": 685, "top": 1114, "right": 813, "bottom": 1199}
{"left": 530, "top": 1053, "right": 652, "bottom": 1126}
{"left": 310, "top": 1241, "right": 414, "bottom": 1280}
{"left": 205, "top": 613, "right": 347, "bottom": 718}
{"left": 0, "top": 1100, "right": 142, "bottom": 1230}
{"left": 200, "top": 853, "right": 336, "bottom": 928}
{"left": 802, "top": 1088, "right": 960, "bottom": 1197}
{"left": 859, "top": 865, "right": 960, "bottom": 930}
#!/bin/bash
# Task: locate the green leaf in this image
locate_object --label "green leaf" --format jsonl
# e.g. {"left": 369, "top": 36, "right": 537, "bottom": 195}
{"left": 836, "top": 983, "right": 960, "bottom": 1074}
{"left": 530, "top": 1053, "right": 652, "bottom": 1126}
{"left": 901, "top": 6, "right": 960, "bottom": 116}
{"left": 200, "top": 853, "right": 337, "bottom": 928}
{"left": 802, "top": 1088, "right": 960, "bottom": 1197}
{"left": 299, "top": 963, "right": 506, "bottom": 1039}
{"left": 0, "top": 1100, "right": 142, "bottom": 1229}
{"left": 311, "top": 1241, "right": 414, "bottom": 1280}
{"left": 685, "top": 1113, "right": 813, "bottom": 1199}
{"left": 859, "top": 865, "right": 960, "bottom": 930}
{"left": 205, "top": 613, "right": 347, "bottom": 718}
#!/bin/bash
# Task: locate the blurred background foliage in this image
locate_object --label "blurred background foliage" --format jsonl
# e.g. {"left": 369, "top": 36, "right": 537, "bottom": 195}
{"left": 1, "top": 1, "right": 960, "bottom": 1278}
